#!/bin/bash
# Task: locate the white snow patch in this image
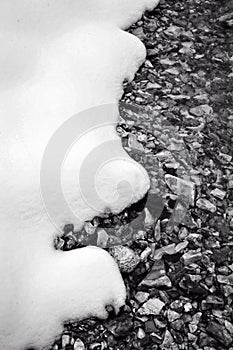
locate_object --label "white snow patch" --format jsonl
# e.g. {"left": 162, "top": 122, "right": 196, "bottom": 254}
{"left": 0, "top": 0, "right": 160, "bottom": 349}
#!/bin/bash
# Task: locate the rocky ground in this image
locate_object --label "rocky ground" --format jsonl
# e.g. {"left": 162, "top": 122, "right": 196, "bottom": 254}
{"left": 51, "top": 0, "right": 233, "bottom": 349}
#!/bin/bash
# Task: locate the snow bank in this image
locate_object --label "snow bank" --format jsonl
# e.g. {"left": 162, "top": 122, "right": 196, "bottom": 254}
{"left": 0, "top": 0, "right": 160, "bottom": 349}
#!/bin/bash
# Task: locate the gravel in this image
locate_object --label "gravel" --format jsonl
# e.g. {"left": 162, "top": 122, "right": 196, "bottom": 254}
{"left": 50, "top": 0, "right": 233, "bottom": 349}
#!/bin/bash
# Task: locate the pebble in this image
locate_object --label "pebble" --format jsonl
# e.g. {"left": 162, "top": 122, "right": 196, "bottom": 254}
{"left": 73, "top": 339, "right": 85, "bottom": 350}
{"left": 97, "top": 228, "right": 109, "bottom": 248}
{"left": 138, "top": 297, "right": 165, "bottom": 316}
{"left": 109, "top": 246, "right": 140, "bottom": 273}
{"left": 210, "top": 188, "right": 226, "bottom": 200}
{"left": 62, "top": 334, "right": 70, "bottom": 348}
{"left": 167, "top": 310, "right": 181, "bottom": 322}
{"left": 182, "top": 250, "right": 202, "bottom": 265}
{"left": 134, "top": 291, "right": 150, "bottom": 304}
{"left": 196, "top": 198, "right": 216, "bottom": 213}
{"left": 161, "top": 330, "right": 179, "bottom": 350}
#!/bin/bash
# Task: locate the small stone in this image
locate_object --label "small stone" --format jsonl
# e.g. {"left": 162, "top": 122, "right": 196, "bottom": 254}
{"left": 97, "top": 228, "right": 109, "bottom": 248}
{"left": 105, "top": 313, "right": 134, "bottom": 337}
{"left": 184, "top": 302, "right": 192, "bottom": 312}
{"left": 154, "top": 220, "right": 161, "bottom": 241}
{"left": 84, "top": 222, "right": 96, "bottom": 235}
{"left": 207, "top": 321, "right": 233, "bottom": 346}
{"left": 132, "top": 27, "right": 145, "bottom": 39}
{"left": 147, "top": 82, "right": 162, "bottom": 89}
{"left": 128, "top": 134, "right": 144, "bottom": 152}
{"left": 210, "top": 188, "right": 226, "bottom": 200}
{"left": 137, "top": 328, "right": 146, "bottom": 339}
{"left": 144, "top": 208, "right": 155, "bottom": 227}
{"left": 138, "top": 297, "right": 165, "bottom": 316}
{"left": 167, "top": 310, "right": 181, "bottom": 322}
{"left": 161, "top": 330, "right": 179, "bottom": 350}
{"left": 140, "top": 275, "right": 172, "bottom": 288}
{"left": 74, "top": 339, "right": 85, "bottom": 350}
{"left": 135, "top": 291, "right": 150, "bottom": 304}
{"left": 109, "top": 246, "right": 140, "bottom": 273}
{"left": 219, "top": 152, "right": 232, "bottom": 163}
{"left": 196, "top": 198, "right": 216, "bottom": 213}
{"left": 217, "top": 273, "right": 233, "bottom": 285}
{"left": 165, "top": 67, "right": 180, "bottom": 75}
{"left": 165, "top": 175, "right": 195, "bottom": 205}
{"left": 62, "top": 334, "right": 70, "bottom": 348}
{"left": 140, "top": 247, "right": 152, "bottom": 261}
{"left": 190, "top": 104, "right": 213, "bottom": 117}
{"left": 182, "top": 250, "right": 202, "bottom": 265}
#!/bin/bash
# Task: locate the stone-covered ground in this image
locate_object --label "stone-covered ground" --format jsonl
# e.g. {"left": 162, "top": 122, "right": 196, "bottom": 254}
{"left": 51, "top": 0, "right": 233, "bottom": 349}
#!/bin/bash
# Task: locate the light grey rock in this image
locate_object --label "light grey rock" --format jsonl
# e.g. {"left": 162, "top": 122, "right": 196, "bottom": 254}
{"left": 138, "top": 297, "right": 165, "bottom": 316}
{"left": 109, "top": 246, "right": 140, "bottom": 273}
{"left": 196, "top": 198, "right": 216, "bottom": 213}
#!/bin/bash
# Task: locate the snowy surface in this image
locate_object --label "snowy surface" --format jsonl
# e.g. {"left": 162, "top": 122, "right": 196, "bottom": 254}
{"left": 0, "top": 0, "right": 159, "bottom": 349}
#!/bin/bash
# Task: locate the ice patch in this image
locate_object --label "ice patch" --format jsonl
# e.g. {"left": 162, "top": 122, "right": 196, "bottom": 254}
{"left": 0, "top": 0, "right": 160, "bottom": 349}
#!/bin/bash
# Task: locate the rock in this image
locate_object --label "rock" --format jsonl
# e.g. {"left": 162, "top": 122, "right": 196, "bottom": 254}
{"left": 62, "top": 334, "right": 70, "bottom": 348}
{"left": 83, "top": 222, "right": 96, "bottom": 235}
{"left": 161, "top": 330, "right": 179, "bottom": 350}
{"left": 190, "top": 104, "right": 213, "bottom": 117}
{"left": 210, "top": 188, "right": 226, "bottom": 200}
{"left": 134, "top": 291, "right": 150, "bottom": 304}
{"left": 96, "top": 228, "right": 109, "bottom": 248}
{"left": 201, "top": 295, "right": 224, "bottom": 310}
{"left": 167, "top": 310, "right": 181, "bottom": 323}
{"left": 140, "top": 247, "right": 152, "bottom": 261}
{"left": 137, "top": 328, "right": 146, "bottom": 339}
{"left": 182, "top": 250, "right": 202, "bottom": 265}
{"left": 154, "top": 220, "right": 161, "bottom": 242}
{"left": 165, "top": 175, "right": 195, "bottom": 205}
{"left": 128, "top": 134, "right": 144, "bottom": 152}
{"left": 74, "top": 339, "right": 85, "bottom": 350}
{"left": 140, "top": 275, "right": 172, "bottom": 288}
{"left": 207, "top": 321, "right": 233, "bottom": 346}
{"left": 138, "top": 297, "right": 165, "bottom": 316}
{"left": 217, "top": 273, "right": 233, "bottom": 285}
{"left": 109, "top": 246, "right": 140, "bottom": 273}
{"left": 144, "top": 208, "right": 155, "bottom": 227}
{"left": 196, "top": 198, "right": 216, "bottom": 213}
{"left": 145, "top": 320, "right": 157, "bottom": 333}
{"left": 104, "top": 313, "right": 134, "bottom": 337}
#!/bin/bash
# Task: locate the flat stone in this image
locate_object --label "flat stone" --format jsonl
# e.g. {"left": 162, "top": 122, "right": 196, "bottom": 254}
{"left": 96, "top": 228, "right": 109, "bottom": 248}
{"left": 182, "top": 250, "right": 202, "bottom": 265}
{"left": 210, "top": 188, "right": 226, "bottom": 200}
{"left": 138, "top": 297, "right": 165, "bottom": 316}
{"left": 196, "top": 198, "right": 216, "bottom": 213}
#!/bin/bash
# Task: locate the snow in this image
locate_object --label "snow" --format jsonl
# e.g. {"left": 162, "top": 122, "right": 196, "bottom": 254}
{"left": 0, "top": 0, "right": 160, "bottom": 349}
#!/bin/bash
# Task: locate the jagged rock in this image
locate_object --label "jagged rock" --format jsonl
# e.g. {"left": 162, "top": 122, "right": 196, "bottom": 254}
{"left": 210, "top": 188, "right": 226, "bottom": 200}
{"left": 182, "top": 250, "right": 202, "bottom": 265}
{"left": 134, "top": 291, "right": 150, "bottom": 304}
{"left": 207, "top": 321, "right": 233, "bottom": 346}
{"left": 161, "top": 330, "right": 179, "bottom": 350}
{"left": 196, "top": 198, "right": 216, "bottom": 213}
{"left": 138, "top": 297, "right": 165, "bottom": 316}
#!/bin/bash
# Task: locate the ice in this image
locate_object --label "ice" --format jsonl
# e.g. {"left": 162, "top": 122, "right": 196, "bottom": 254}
{"left": 0, "top": 0, "right": 160, "bottom": 349}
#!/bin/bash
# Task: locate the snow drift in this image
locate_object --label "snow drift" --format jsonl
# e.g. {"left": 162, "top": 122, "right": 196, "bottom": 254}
{"left": 0, "top": 0, "right": 160, "bottom": 349}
